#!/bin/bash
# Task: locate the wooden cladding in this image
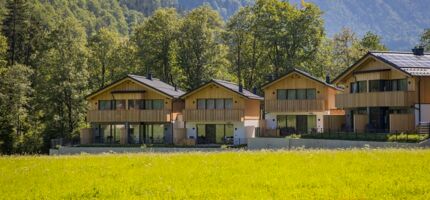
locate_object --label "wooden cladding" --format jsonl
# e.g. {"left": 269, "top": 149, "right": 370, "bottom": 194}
{"left": 265, "top": 99, "right": 326, "bottom": 112}
{"left": 87, "top": 110, "right": 171, "bottom": 123}
{"left": 183, "top": 109, "right": 244, "bottom": 122}
{"left": 389, "top": 114, "right": 415, "bottom": 132}
{"left": 335, "top": 91, "right": 416, "bottom": 108}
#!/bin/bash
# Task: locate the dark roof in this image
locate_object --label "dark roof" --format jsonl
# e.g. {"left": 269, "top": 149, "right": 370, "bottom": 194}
{"left": 371, "top": 51, "right": 430, "bottom": 76}
{"left": 261, "top": 68, "right": 341, "bottom": 90}
{"left": 86, "top": 74, "right": 185, "bottom": 99}
{"left": 181, "top": 79, "right": 263, "bottom": 100}
{"left": 332, "top": 51, "right": 430, "bottom": 83}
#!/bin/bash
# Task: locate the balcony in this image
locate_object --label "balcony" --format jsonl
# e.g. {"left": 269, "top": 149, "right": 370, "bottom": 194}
{"left": 183, "top": 109, "right": 244, "bottom": 122}
{"left": 87, "top": 109, "right": 171, "bottom": 123}
{"left": 335, "top": 91, "right": 416, "bottom": 108}
{"left": 265, "top": 99, "right": 326, "bottom": 113}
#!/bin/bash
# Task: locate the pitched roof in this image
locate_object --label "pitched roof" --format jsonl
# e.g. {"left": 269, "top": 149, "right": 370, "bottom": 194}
{"left": 371, "top": 51, "right": 430, "bottom": 76}
{"left": 261, "top": 68, "right": 341, "bottom": 90}
{"left": 181, "top": 79, "right": 263, "bottom": 100}
{"left": 86, "top": 74, "right": 185, "bottom": 99}
{"left": 332, "top": 51, "right": 430, "bottom": 83}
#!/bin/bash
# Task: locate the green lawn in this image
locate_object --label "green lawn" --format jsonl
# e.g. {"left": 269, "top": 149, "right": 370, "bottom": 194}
{"left": 1, "top": 150, "right": 430, "bottom": 199}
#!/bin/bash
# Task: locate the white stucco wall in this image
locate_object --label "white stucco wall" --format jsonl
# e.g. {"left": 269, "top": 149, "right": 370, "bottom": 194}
{"left": 415, "top": 104, "right": 430, "bottom": 124}
{"left": 265, "top": 112, "right": 325, "bottom": 132}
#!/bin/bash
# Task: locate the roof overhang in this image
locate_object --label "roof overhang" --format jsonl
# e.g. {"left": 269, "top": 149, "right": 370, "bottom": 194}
{"left": 332, "top": 53, "right": 413, "bottom": 84}
{"left": 180, "top": 80, "right": 263, "bottom": 100}
{"left": 261, "top": 69, "right": 341, "bottom": 91}
{"left": 86, "top": 76, "right": 174, "bottom": 100}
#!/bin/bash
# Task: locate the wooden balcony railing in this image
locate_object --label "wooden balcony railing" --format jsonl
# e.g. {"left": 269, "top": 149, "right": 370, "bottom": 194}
{"left": 183, "top": 109, "right": 244, "bottom": 122}
{"left": 265, "top": 99, "right": 326, "bottom": 113}
{"left": 335, "top": 91, "right": 416, "bottom": 108}
{"left": 87, "top": 109, "right": 171, "bottom": 123}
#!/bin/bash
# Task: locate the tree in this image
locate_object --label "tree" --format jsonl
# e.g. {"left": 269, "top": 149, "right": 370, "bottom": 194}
{"left": 225, "top": 6, "right": 268, "bottom": 91}
{"left": 133, "top": 8, "right": 180, "bottom": 85}
{"left": 36, "top": 18, "right": 89, "bottom": 148}
{"left": 177, "top": 6, "right": 230, "bottom": 90}
{"left": 88, "top": 28, "right": 122, "bottom": 88}
{"left": 253, "top": 0, "right": 324, "bottom": 76}
{"left": 420, "top": 29, "right": 430, "bottom": 51}
{"left": 0, "top": 64, "right": 33, "bottom": 154}
{"left": 357, "top": 31, "right": 387, "bottom": 54}
{"left": 2, "top": 0, "right": 30, "bottom": 65}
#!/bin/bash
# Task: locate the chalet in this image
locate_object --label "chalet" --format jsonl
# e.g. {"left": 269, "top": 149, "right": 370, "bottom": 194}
{"left": 180, "top": 79, "right": 263, "bottom": 145}
{"left": 261, "top": 68, "right": 344, "bottom": 136}
{"left": 81, "top": 74, "right": 185, "bottom": 145}
{"left": 332, "top": 48, "right": 430, "bottom": 133}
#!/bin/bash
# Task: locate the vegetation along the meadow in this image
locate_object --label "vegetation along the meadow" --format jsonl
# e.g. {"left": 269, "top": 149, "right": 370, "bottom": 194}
{"left": 0, "top": 149, "right": 430, "bottom": 199}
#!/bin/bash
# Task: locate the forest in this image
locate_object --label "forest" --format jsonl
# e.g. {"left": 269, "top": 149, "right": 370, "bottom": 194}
{"left": 0, "top": 0, "right": 429, "bottom": 154}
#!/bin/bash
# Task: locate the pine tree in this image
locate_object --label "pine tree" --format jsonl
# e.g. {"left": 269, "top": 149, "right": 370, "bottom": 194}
{"left": 2, "top": 0, "right": 30, "bottom": 65}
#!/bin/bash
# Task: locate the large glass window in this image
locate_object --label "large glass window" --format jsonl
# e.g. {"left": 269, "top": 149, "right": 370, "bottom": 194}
{"left": 113, "top": 124, "right": 124, "bottom": 143}
{"left": 307, "top": 115, "right": 317, "bottom": 132}
{"left": 297, "top": 89, "right": 307, "bottom": 100}
{"left": 113, "top": 100, "right": 126, "bottom": 110}
{"left": 99, "top": 100, "right": 112, "bottom": 110}
{"left": 225, "top": 99, "right": 233, "bottom": 109}
{"left": 145, "top": 100, "right": 153, "bottom": 110}
{"left": 287, "top": 89, "right": 296, "bottom": 99}
{"left": 197, "top": 99, "right": 206, "bottom": 109}
{"left": 128, "top": 124, "right": 140, "bottom": 144}
{"left": 225, "top": 124, "right": 234, "bottom": 138}
{"left": 277, "top": 115, "right": 287, "bottom": 129}
{"left": 369, "top": 79, "right": 407, "bottom": 92}
{"left": 286, "top": 115, "right": 297, "bottom": 129}
{"left": 277, "top": 89, "right": 287, "bottom": 100}
{"left": 216, "top": 99, "right": 224, "bottom": 109}
{"left": 216, "top": 125, "right": 225, "bottom": 143}
{"left": 206, "top": 99, "right": 215, "bottom": 109}
{"left": 152, "top": 100, "right": 164, "bottom": 109}
{"left": 197, "top": 124, "right": 206, "bottom": 137}
{"left": 152, "top": 124, "right": 164, "bottom": 143}
{"left": 351, "top": 81, "right": 367, "bottom": 93}
{"left": 306, "top": 89, "right": 316, "bottom": 99}
{"left": 101, "top": 125, "right": 111, "bottom": 143}
{"left": 197, "top": 99, "right": 233, "bottom": 109}
{"left": 128, "top": 99, "right": 144, "bottom": 110}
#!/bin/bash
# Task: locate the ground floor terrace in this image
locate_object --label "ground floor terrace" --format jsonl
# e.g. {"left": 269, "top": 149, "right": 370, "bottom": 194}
{"left": 80, "top": 123, "right": 173, "bottom": 145}
{"left": 184, "top": 120, "right": 259, "bottom": 145}
{"left": 261, "top": 112, "right": 345, "bottom": 137}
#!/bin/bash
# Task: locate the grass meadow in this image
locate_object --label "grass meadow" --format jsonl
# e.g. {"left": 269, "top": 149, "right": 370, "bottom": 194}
{"left": 1, "top": 149, "right": 430, "bottom": 199}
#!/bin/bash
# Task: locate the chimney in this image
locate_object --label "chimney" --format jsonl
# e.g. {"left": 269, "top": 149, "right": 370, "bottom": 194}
{"left": 252, "top": 87, "right": 257, "bottom": 94}
{"left": 239, "top": 84, "right": 243, "bottom": 93}
{"left": 266, "top": 74, "right": 274, "bottom": 82}
{"left": 412, "top": 46, "right": 424, "bottom": 56}
{"left": 325, "top": 73, "right": 330, "bottom": 84}
{"left": 174, "top": 84, "right": 177, "bottom": 91}
{"left": 147, "top": 72, "right": 152, "bottom": 80}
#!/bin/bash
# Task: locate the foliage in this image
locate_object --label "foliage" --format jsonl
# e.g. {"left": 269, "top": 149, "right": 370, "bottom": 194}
{"left": 1, "top": 150, "right": 430, "bottom": 198}
{"left": 420, "top": 29, "right": 430, "bottom": 51}
{"left": 177, "top": 5, "right": 230, "bottom": 90}
{"left": 133, "top": 8, "right": 180, "bottom": 85}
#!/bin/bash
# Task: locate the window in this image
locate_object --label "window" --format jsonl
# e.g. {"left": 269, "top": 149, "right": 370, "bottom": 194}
{"left": 369, "top": 80, "right": 381, "bottom": 92}
{"left": 297, "top": 89, "right": 307, "bottom": 100}
{"left": 113, "top": 100, "right": 126, "bottom": 110}
{"left": 99, "top": 100, "right": 112, "bottom": 110}
{"left": 197, "top": 99, "right": 206, "bottom": 109}
{"left": 306, "top": 89, "right": 316, "bottom": 99}
{"left": 197, "top": 99, "right": 233, "bottom": 109}
{"left": 287, "top": 89, "right": 296, "bottom": 99}
{"left": 277, "top": 89, "right": 287, "bottom": 100}
{"left": 216, "top": 99, "right": 224, "bottom": 109}
{"left": 216, "top": 125, "right": 225, "bottom": 143}
{"left": 369, "top": 79, "right": 407, "bottom": 92}
{"left": 206, "top": 99, "right": 215, "bottom": 109}
{"left": 351, "top": 81, "right": 367, "bottom": 93}
{"left": 277, "top": 116, "right": 287, "bottom": 129}
{"left": 225, "top": 99, "right": 233, "bottom": 109}
{"left": 286, "top": 115, "right": 296, "bottom": 129}
{"left": 128, "top": 100, "right": 144, "bottom": 110}
{"left": 397, "top": 79, "right": 407, "bottom": 91}
{"left": 358, "top": 81, "right": 367, "bottom": 93}
{"left": 152, "top": 100, "right": 164, "bottom": 109}
{"left": 145, "top": 100, "right": 153, "bottom": 110}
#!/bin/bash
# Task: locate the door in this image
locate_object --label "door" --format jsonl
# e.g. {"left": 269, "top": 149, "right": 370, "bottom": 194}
{"left": 369, "top": 107, "right": 389, "bottom": 132}
{"left": 296, "top": 115, "right": 308, "bottom": 134}
{"left": 206, "top": 124, "right": 217, "bottom": 144}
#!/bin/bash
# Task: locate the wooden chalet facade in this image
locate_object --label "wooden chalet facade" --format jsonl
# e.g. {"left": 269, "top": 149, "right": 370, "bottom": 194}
{"left": 261, "top": 68, "right": 344, "bottom": 136}
{"left": 81, "top": 74, "right": 185, "bottom": 145}
{"left": 181, "top": 79, "right": 263, "bottom": 145}
{"left": 332, "top": 49, "right": 430, "bottom": 133}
